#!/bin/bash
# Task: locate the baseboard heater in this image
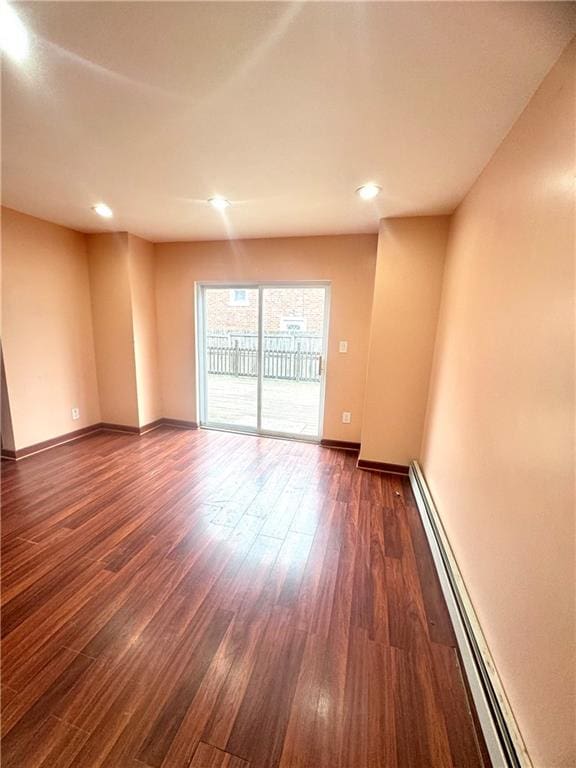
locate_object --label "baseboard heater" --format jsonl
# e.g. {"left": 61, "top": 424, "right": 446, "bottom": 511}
{"left": 409, "top": 461, "right": 531, "bottom": 768}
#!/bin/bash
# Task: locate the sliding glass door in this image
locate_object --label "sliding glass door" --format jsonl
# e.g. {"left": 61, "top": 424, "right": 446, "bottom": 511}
{"left": 200, "top": 286, "right": 259, "bottom": 431}
{"left": 197, "top": 283, "right": 329, "bottom": 440}
{"left": 260, "top": 286, "right": 327, "bottom": 437}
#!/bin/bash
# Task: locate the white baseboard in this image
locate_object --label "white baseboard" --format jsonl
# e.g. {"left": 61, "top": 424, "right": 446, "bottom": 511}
{"left": 409, "top": 461, "right": 532, "bottom": 768}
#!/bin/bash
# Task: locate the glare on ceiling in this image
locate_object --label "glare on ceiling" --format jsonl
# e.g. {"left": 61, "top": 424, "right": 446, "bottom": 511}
{"left": 208, "top": 197, "right": 231, "bottom": 211}
{"left": 356, "top": 184, "right": 381, "bottom": 200}
{"left": 92, "top": 203, "right": 113, "bottom": 218}
{"left": 0, "top": 0, "right": 29, "bottom": 62}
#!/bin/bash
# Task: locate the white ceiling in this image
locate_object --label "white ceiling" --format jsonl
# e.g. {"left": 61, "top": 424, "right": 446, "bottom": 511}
{"left": 2, "top": 2, "right": 575, "bottom": 242}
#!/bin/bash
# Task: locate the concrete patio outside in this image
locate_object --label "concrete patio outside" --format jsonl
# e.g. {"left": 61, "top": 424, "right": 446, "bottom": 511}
{"left": 205, "top": 374, "right": 321, "bottom": 436}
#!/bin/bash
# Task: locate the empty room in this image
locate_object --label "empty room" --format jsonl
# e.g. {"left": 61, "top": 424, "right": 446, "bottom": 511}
{"left": 1, "top": 2, "right": 574, "bottom": 767}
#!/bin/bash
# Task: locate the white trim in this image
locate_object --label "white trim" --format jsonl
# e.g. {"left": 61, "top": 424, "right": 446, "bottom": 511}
{"left": 409, "top": 461, "right": 532, "bottom": 768}
{"left": 200, "top": 424, "right": 320, "bottom": 444}
{"left": 317, "top": 284, "right": 331, "bottom": 440}
{"left": 197, "top": 280, "right": 330, "bottom": 288}
{"left": 257, "top": 285, "right": 264, "bottom": 432}
{"left": 195, "top": 282, "right": 216, "bottom": 427}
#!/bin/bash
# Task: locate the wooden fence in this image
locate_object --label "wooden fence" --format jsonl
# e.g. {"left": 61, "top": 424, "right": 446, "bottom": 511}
{"left": 207, "top": 334, "right": 322, "bottom": 381}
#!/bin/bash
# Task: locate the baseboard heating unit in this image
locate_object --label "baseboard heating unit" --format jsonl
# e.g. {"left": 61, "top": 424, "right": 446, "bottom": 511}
{"left": 409, "top": 461, "right": 531, "bottom": 768}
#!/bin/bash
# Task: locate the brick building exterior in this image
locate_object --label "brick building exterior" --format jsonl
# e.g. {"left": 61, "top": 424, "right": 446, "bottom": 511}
{"left": 206, "top": 287, "right": 325, "bottom": 334}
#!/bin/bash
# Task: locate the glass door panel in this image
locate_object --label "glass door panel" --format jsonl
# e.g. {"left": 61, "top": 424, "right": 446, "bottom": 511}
{"left": 202, "top": 286, "right": 259, "bottom": 431}
{"left": 260, "top": 286, "right": 327, "bottom": 438}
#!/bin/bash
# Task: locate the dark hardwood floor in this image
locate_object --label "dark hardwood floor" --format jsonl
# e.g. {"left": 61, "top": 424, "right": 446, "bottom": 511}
{"left": 1, "top": 427, "right": 489, "bottom": 768}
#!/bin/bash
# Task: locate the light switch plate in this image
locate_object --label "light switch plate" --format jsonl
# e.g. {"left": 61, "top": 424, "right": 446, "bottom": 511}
{"left": 339, "top": 341, "right": 348, "bottom": 353}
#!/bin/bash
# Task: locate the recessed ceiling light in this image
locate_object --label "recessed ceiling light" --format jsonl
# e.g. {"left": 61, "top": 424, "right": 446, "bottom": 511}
{"left": 208, "top": 197, "right": 231, "bottom": 211}
{"left": 92, "top": 203, "right": 113, "bottom": 218}
{"left": 0, "top": 0, "right": 29, "bottom": 62}
{"left": 356, "top": 184, "right": 381, "bottom": 200}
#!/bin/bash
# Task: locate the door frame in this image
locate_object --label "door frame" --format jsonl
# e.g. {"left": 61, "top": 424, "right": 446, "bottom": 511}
{"left": 195, "top": 281, "right": 331, "bottom": 442}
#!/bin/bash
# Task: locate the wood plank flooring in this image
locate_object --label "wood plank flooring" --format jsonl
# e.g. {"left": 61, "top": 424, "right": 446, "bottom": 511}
{"left": 1, "top": 427, "right": 489, "bottom": 768}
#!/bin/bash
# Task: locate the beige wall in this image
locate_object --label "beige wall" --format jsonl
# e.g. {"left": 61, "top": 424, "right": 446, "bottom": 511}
{"left": 128, "top": 235, "right": 163, "bottom": 426}
{"left": 421, "top": 41, "right": 575, "bottom": 768}
{"left": 1, "top": 208, "right": 100, "bottom": 449}
{"left": 155, "top": 234, "right": 377, "bottom": 440}
{"left": 87, "top": 233, "right": 139, "bottom": 428}
{"left": 1, "top": 218, "right": 162, "bottom": 447}
{"left": 360, "top": 216, "right": 449, "bottom": 465}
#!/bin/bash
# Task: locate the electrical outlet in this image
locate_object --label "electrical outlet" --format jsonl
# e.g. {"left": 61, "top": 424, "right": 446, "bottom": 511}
{"left": 71, "top": 407, "right": 80, "bottom": 420}
{"left": 339, "top": 341, "right": 348, "bottom": 353}
{"left": 342, "top": 411, "right": 351, "bottom": 424}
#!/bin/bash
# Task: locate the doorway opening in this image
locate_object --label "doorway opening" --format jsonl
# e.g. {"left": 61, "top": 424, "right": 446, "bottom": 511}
{"left": 197, "top": 283, "right": 330, "bottom": 441}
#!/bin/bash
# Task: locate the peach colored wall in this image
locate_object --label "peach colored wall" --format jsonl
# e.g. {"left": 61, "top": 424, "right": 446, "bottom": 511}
{"left": 359, "top": 216, "right": 449, "bottom": 465}
{"left": 1, "top": 208, "right": 101, "bottom": 449}
{"left": 87, "top": 233, "right": 139, "bottom": 428}
{"left": 155, "top": 234, "right": 377, "bottom": 440}
{"left": 421, "top": 41, "right": 575, "bottom": 768}
{"left": 128, "top": 235, "right": 163, "bottom": 426}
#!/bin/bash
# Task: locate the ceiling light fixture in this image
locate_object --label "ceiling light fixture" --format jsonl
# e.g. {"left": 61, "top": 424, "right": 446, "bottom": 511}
{"left": 0, "top": 0, "right": 30, "bottom": 62}
{"left": 208, "top": 196, "right": 231, "bottom": 211}
{"left": 92, "top": 203, "right": 113, "bottom": 218}
{"left": 356, "top": 184, "right": 381, "bottom": 200}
